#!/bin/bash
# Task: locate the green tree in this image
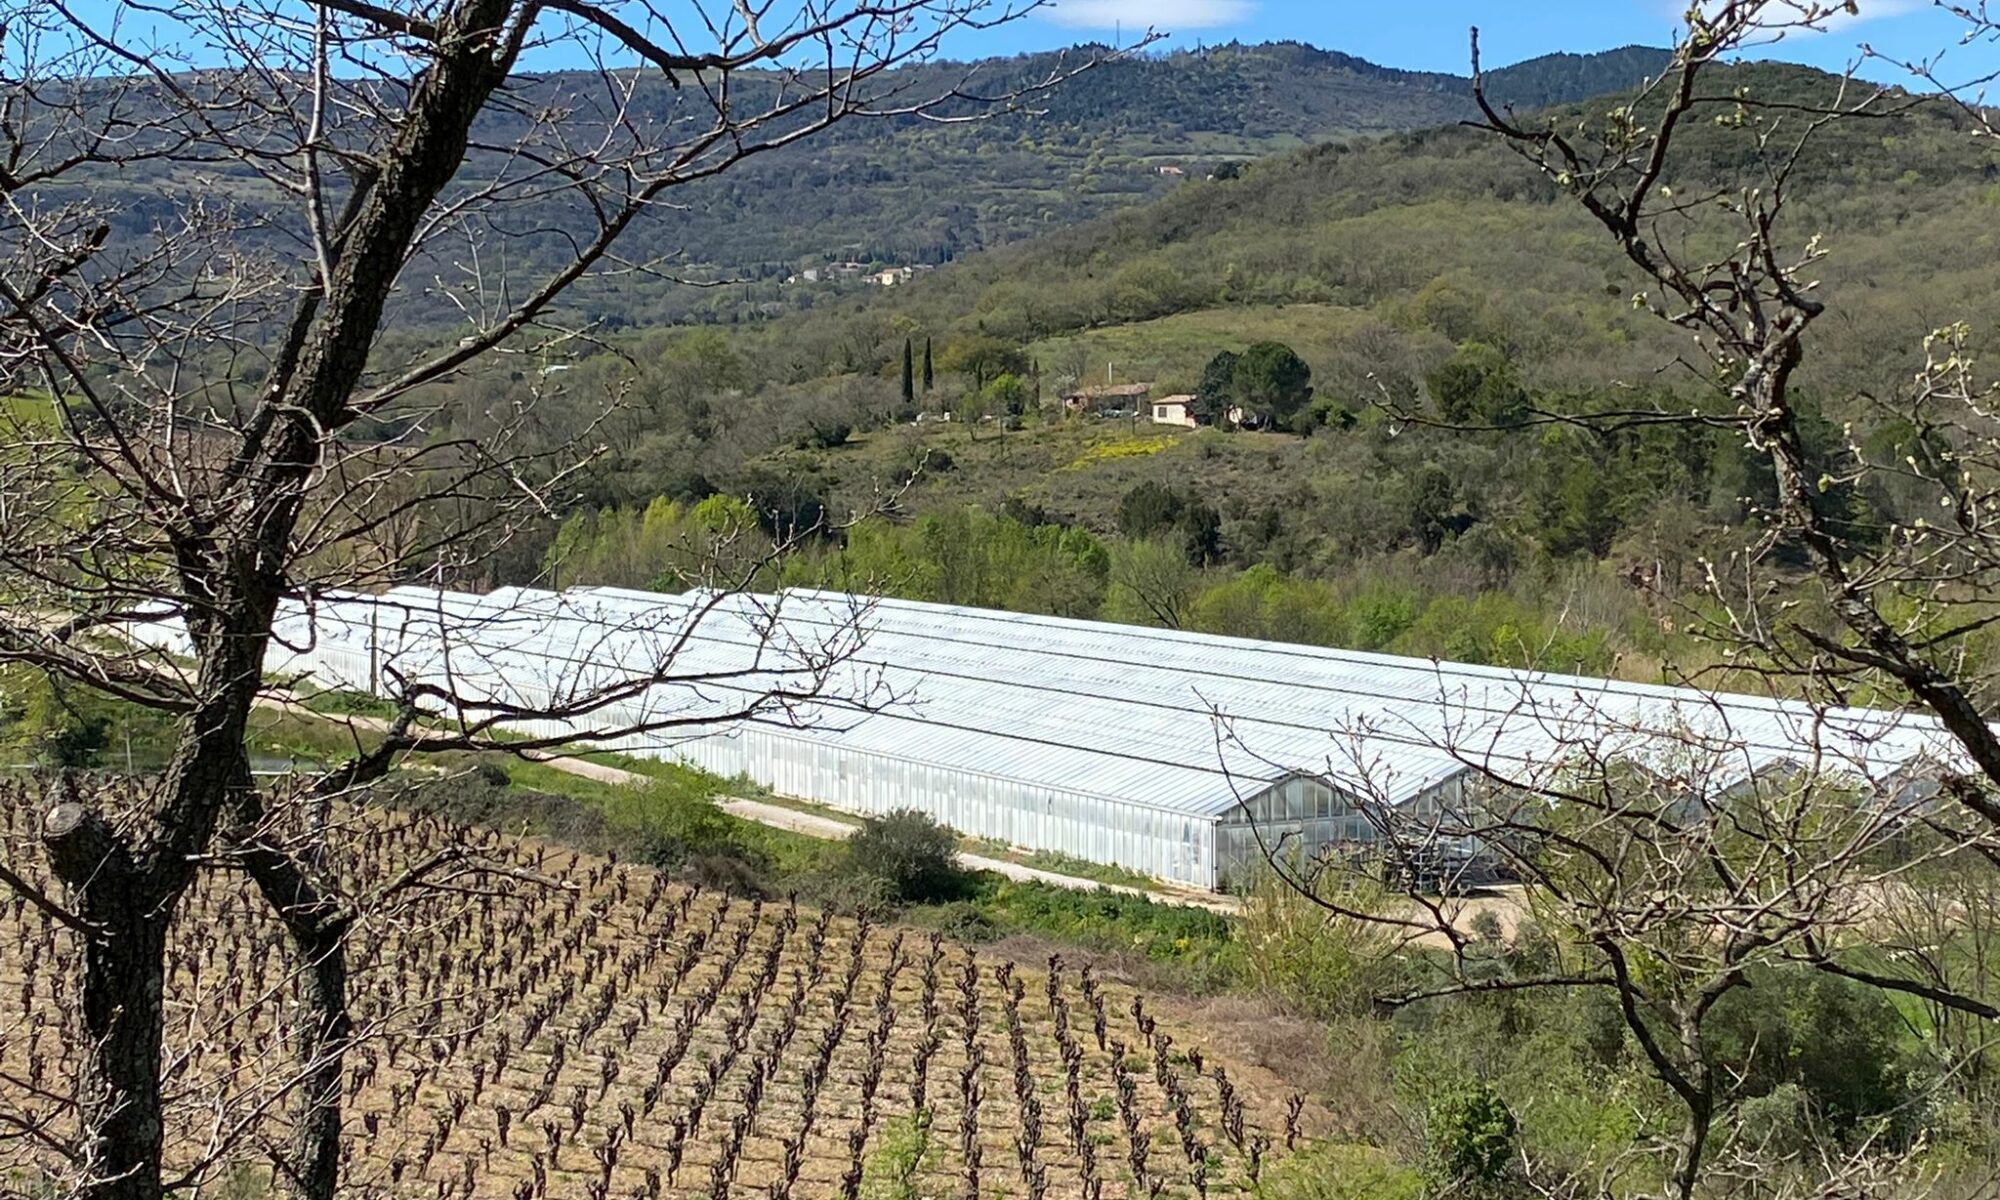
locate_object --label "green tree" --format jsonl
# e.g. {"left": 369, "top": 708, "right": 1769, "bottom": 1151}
{"left": 1232, "top": 341, "right": 1314, "bottom": 430}
{"left": 1533, "top": 447, "right": 1620, "bottom": 558}
{"left": 1105, "top": 539, "right": 1202, "bottom": 629}
{"left": 901, "top": 337, "right": 915, "bottom": 406}
{"left": 938, "top": 334, "right": 1029, "bottom": 391}
{"left": 1192, "top": 349, "right": 1240, "bottom": 425}
{"left": 0, "top": 668, "right": 112, "bottom": 768}
{"left": 1117, "top": 482, "right": 1222, "bottom": 565}
{"left": 922, "top": 336, "right": 934, "bottom": 393}
{"left": 982, "top": 372, "right": 1030, "bottom": 418}
{"left": 735, "top": 470, "right": 831, "bottom": 544}
{"left": 1117, "top": 480, "right": 1185, "bottom": 539}
{"left": 1421, "top": 1082, "right": 1518, "bottom": 1198}
{"left": 1406, "top": 463, "right": 1470, "bottom": 554}
{"left": 1704, "top": 967, "right": 1912, "bottom": 1136}
{"left": 1426, "top": 342, "right": 1529, "bottom": 426}
{"left": 1179, "top": 499, "right": 1222, "bottom": 566}
{"left": 953, "top": 390, "right": 988, "bottom": 433}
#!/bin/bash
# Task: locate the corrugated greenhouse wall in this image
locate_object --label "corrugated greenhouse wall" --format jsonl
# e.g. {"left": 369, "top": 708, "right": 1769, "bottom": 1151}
{"left": 246, "top": 621, "right": 1224, "bottom": 889}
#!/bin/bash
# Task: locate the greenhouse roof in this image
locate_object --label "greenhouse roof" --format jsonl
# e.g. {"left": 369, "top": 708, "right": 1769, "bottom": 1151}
{"left": 252, "top": 585, "right": 1972, "bottom": 821}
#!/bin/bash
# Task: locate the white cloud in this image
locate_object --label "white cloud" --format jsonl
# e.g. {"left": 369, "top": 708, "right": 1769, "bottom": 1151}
{"left": 1674, "top": 0, "right": 1930, "bottom": 34}
{"left": 1044, "top": 0, "right": 1257, "bottom": 31}
{"left": 1816, "top": 0, "right": 1929, "bottom": 31}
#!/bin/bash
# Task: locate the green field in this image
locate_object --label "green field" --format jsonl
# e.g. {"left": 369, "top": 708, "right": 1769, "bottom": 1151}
{"left": 1029, "top": 303, "right": 1380, "bottom": 394}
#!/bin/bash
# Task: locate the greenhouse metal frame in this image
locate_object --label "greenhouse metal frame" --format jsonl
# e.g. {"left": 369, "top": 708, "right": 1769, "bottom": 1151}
{"left": 129, "top": 584, "right": 1967, "bottom": 891}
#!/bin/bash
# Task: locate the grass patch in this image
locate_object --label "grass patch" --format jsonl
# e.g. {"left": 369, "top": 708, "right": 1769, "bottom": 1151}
{"left": 860, "top": 1109, "right": 934, "bottom": 1200}
{"left": 915, "top": 876, "right": 1244, "bottom": 989}
{"left": 966, "top": 838, "right": 1161, "bottom": 889}
{"left": 1252, "top": 1143, "right": 1423, "bottom": 1200}
{"left": 0, "top": 393, "right": 59, "bottom": 428}
{"left": 293, "top": 688, "right": 402, "bottom": 721}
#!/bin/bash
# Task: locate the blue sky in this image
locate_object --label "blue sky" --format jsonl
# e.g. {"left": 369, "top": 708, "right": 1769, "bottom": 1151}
{"left": 964, "top": 1, "right": 1994, "bottom": 83}
{"left": 46, "top": 1, "right": 1997, "bottom": 88}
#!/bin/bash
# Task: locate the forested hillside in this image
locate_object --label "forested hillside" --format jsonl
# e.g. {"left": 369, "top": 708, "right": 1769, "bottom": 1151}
{"left": 484, "top": 58, "right": 2000, "bottom": 689}
{"left": 52, "top": 42, "right": 1665, "bottom": 331}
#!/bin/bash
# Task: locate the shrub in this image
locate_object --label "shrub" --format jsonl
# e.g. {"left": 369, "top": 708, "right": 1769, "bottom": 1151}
{"left": 794, "top": 419, "right": 852, "bottom": 450}
{"left": 1705, "top": 966, "right": 1915, "bottom": 1136}
{"left": 793, "top": 866, "right": 897, "bottom": 918}
{"left": 470, "top": 759, "right": 512, "bottom": 789}
{"left": 0, "top": 666, "right": 128, "bottom": 768}
{"left": 1422, "top": 1081, "right": 1518, "bottom": 1197}
{"left": 843, "top": 808, "right": 970, "bottom": 904}
{"left": 1238, "top": 869, "right": 1398, "bottom": 1019}
{"left": 1255, "top": 1143, "right": 1424, "bottom": 1200}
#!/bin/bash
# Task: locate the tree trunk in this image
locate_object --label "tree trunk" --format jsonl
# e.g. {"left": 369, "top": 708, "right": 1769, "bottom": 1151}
{"left": 43, "top": 800, "right": 171, "bottom": 1200}
{"left": 288, "top": 922, "right": 349, "bottom": 1200}
{"left": 233, "top": 819, "right": 352, "bottom": 1200}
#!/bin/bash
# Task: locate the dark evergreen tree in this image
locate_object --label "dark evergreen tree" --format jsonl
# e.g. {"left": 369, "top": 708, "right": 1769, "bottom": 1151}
{"left": 1233, "top": 341, "right": 1314, "bottom": 430}
{"left": 1427, "top": 342, "right": 1529, "bottom": 426}
{"left": 901, "top": 337, "right": 916, "bottom": 405}
{"left": 1117, "top": 480, "right": 1185, "bottom": 540}
{"left": 922, "top": 336, "right": 934, "bottom": 393}
{"left": 1192, "top": 350, "right": 1240, "bottom": 425}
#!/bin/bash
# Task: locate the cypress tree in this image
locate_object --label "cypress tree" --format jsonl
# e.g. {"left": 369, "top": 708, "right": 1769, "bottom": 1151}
{"left": 901, "top": 337, "right": 915, "bottom": 405}
{"left": 922, "top": 337, "right": 934, "bottom": 393}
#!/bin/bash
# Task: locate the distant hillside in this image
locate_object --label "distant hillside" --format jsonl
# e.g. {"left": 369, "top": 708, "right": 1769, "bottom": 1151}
{"left": 517, "top": 40, "right": 1672, "bottom": 327}
{"left": 423, "top": 58, "right": 2000, "bottom": 690}
{"left": 526, "top": 59, "right": 2000, "bottom": 551}
{"left": 536, "top": 41, "right": 1672, "bottom": 327}
{"left": 707, "top": 60, "right": 1997, "bottom": 406}
{"left": 54, "top": 41, "right": 1667, "bottom": 331}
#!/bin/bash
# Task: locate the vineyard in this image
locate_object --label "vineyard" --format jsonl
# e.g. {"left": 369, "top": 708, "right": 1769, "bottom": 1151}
{"left": 0, "top": 785, "right": 1317, "bottom": 1199}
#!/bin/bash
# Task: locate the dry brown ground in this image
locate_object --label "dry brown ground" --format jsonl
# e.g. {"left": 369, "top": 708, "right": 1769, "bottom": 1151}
{"left": 0, "top": 793, "right": 1328, "bottom": 1200}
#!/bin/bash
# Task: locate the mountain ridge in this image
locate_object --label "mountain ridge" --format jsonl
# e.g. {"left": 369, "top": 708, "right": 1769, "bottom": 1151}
{"left": 50, "top": 40, "right": 1674, "bottom": 331}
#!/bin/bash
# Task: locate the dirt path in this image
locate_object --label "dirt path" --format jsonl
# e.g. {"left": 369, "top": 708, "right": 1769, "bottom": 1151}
{"left": 257, "top": 694, "right": 1243, "bottom": 913}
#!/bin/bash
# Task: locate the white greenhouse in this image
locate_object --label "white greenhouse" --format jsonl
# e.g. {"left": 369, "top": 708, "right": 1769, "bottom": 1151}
{"left": 130, "top": 585, "right": 1969, "bottom": 891}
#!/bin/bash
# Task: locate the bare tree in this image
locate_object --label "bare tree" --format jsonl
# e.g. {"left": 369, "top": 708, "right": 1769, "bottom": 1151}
{"left": 0, "top": 3, "right": 1137, "bottom": 1199}
{"left": 1228, "top": 5, "right": 2000, "bottom": 1195}
{"left": 1225, "top": 686, "right": 1991, "bottom": 1198}
{"left": 1455, "top": 1, "right": 2000, "bottom": 816}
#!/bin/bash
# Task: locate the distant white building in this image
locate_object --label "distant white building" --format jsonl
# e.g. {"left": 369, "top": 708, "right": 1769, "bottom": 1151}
{"left": 1149, "top": 394, "right": 1198, "bottom": 428}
